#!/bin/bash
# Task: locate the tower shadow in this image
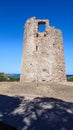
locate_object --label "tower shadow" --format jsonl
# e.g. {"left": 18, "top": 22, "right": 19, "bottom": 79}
{"left": 0, "top": 94, "right": 73, "bottom": 130}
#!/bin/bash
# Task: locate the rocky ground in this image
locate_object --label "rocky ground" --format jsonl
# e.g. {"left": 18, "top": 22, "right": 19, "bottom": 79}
{"left": 0, "top": 81, "right": 73, "bottom": 130}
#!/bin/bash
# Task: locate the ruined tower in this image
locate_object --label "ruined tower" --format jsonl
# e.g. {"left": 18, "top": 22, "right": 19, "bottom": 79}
{"left": 20, "top": 17, "right": 66, "bottom": 82}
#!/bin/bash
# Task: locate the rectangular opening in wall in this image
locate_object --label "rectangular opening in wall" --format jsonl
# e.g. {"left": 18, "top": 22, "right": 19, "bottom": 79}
{"left": 38, "top": 22, "right": 46, "bottom": 32}
{"left": 36, "top": 46, "right": 38, "bottom": 51}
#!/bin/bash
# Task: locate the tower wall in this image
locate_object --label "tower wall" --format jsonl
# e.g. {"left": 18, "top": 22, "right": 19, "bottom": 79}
{"left": 20, "top": 17, "right": 66, "bottom": 82}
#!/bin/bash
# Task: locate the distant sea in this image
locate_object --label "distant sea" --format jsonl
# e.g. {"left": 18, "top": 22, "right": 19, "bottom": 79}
{"left": 8, "top": 74, "right": 20, "bottom": 77}
{"left": 9, "top": 74, "right": 73, "bottom": 78}
{"left": 66, "top": 75, "right": 73, "bottom": 77}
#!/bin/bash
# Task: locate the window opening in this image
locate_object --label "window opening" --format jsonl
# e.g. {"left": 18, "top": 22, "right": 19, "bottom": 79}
{"left": 36, "top": 46, "right": 38, "bottom": 51}
{"left": 38, "top": 22, "right": 46, "bottom": 32}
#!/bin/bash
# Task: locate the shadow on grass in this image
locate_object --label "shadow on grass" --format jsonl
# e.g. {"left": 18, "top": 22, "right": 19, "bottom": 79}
{"left": 0, "top": 95, "right": 73, "bottom": 130}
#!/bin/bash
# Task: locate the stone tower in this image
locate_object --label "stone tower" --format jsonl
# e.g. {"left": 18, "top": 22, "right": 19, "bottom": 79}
{"left": 20, "top": 17, "right": 66, "bottom": 82}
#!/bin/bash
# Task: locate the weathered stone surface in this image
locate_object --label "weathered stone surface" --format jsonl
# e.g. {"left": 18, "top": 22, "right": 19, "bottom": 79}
{"left": 20, "top": 17, "right": 66, "bottom": 82}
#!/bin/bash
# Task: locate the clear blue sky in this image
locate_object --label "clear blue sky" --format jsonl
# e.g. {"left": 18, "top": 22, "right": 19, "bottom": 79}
{"left": 0, "top": 0, "right": 73, "bottom": 74}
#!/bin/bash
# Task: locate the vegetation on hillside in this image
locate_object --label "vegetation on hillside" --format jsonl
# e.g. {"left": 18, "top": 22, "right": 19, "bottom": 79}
{"left": 0, "top": 73, "right": 8, "bottom": 81}
{"left": 67, "top": 76, "right": 73, "bottom": 82}
{"left": 0, "top": 73, "right": 20, "bottom": 82}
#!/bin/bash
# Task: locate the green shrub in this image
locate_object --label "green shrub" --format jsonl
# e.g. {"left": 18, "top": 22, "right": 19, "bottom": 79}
{"left": 67, "top": 76, "right": 73, "bottom": 82}
{"left": 0, "top": 74, "right": 20, "bottom": 82}
{"left": 10, "top": 77, "right": 20, "bottom": 81}
{"left": 0, "top": 74, "right": 8, "bottom": 81}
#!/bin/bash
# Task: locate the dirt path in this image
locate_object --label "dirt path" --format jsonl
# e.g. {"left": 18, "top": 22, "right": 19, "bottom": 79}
{"left": 0, "top": 82, "right": 73, "bottom": 130}
{"left": 0, "top": 82, "right": 73, "bottom": 102}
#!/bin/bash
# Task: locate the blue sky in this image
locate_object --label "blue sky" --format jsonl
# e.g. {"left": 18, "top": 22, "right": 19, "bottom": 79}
{"left": 0, "top": 0, "right": 73, "bottom": 74}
